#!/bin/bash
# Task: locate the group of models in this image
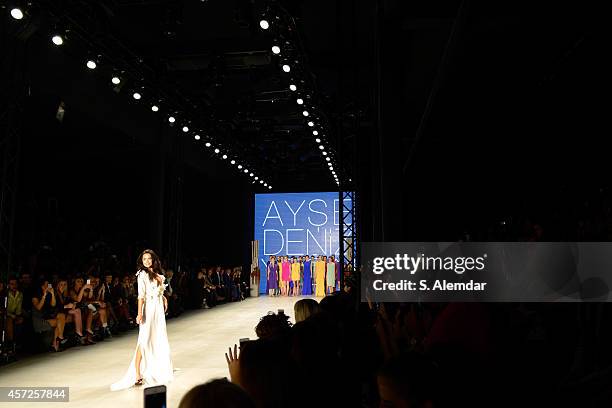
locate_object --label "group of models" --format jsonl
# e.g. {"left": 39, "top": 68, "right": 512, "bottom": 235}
{"left": 265, "top": 254, "right": 340, "bottom": 297}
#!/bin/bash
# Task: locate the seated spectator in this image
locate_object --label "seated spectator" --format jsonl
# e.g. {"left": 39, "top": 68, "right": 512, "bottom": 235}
{"left": 125, "top": 274, "right": 138, "bottom": 319}
{"left": 205, "top": 268, "right": 220, "bottom": 306}
{"left": 18, "top": 273, "right": 34, "bottom": 315}
{"left": 69, "top": 277, "right": 96, "bottom": 344}
{"left": 6, "top": 276, "right": 24, "bottom": 345}
{"left": 212, "top": 266, "right": 226, "bottom": 301}
{"left": 88, "top": 276, "right": 112, "bottom": 338}
{"left": 254, "top": 312, "right": 292, "bottom": 340}
{"left": 55, "top": 279, "right": 85, "bottom": 344}
{"left": 293, "top": 298, "right": 321, "bottom": 323}
{"left": 31, "top": 277, "right": 66, "bottom": 352}
{"left": 178, "top": 378, "right": 255, "bottom": 408}
{"left": 164, "top": 269, "right": 182, "bottom": 317}
{"left": 112, "top": 275, "right": 135, "bottom": 328}
{"left": 101, "top": 271, "right": 119, "bottom": 329}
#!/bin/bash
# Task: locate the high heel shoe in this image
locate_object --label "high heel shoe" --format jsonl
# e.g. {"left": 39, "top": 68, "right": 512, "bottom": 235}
{"left": 134, "top": 378, "right": 143, "bottom": 386}
{"left": 84, "top": 333, "right": 96, "bottom": 345}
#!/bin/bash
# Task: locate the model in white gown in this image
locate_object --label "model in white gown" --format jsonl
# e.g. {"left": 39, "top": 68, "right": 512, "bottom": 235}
{"left": 110, "top": 270, "right": 174, "bottom": 391}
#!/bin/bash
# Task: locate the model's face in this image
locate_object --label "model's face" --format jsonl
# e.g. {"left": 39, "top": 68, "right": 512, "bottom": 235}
{"left": 142, "top": 253, "right": 153, "bottom": 268}
{"left": 9, "top": 280, "right": 17, "bottom": 291}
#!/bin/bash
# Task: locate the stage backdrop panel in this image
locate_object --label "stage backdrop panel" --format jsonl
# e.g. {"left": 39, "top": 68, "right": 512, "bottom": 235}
{"left": 254, "top": 192, "right": 351, "bottom": 293}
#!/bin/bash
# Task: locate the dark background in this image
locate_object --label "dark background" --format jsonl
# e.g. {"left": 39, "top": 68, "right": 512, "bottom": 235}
{"left": 1, "top": 0, "right": 609, "bottom": 273}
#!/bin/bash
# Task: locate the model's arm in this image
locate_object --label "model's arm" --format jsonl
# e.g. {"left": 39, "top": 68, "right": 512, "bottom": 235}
{"left": 137, "top": 272, "right": 146, "bottom": 322}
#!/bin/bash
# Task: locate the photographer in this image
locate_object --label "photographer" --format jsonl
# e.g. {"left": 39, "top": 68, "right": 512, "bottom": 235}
{"left": 69, "top": 277, "right": 96, "bottom": 344}
{"left": 88, "top": 276, "right": 111, "bottom": 338}
{"left": 31, "top": 277, "right": 66, "bottom": 352}
{"left": 56, "top": 279, "right": 85, "bottom": 345}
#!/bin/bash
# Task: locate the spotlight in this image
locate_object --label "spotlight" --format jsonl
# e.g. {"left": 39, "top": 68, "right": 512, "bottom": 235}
{"left": 289, "top": 84, "right": 297, "bottom": 91}
{"left": 264, "top": 183, "right": 268, "bottom": 187}
{"left": 269, "top": 186, "right": 272, "bottom": 189}
{"left": 326, "top": 157, "right": 330, "bottom": 161}
{"left": 205, "top": 142, "right": 211, "bottom": 147}
{"left": 133, "top": 92, "right": 141, "bottom": 100}
{"left": 194, "top": 135, "right": 201, "bottom": 140}
{"left": 230, "top": 160, "right": 236, "bottom": 165}
{"left": 182, "top": 126, "right": 189, "bottom": 132}
{"left": 222, "top": 154, "right": 227, "bottom": 159}
{"left": 151, "top": 105, "right": 159, "bottom": 112}
{"left": 313, "top": 130, "right": 318, "bottom": 135}
{"left": 302, "top": 111, "right": 309, "bottom": 117}
{"left": 238, "top": 165, "right": 243, "bottom": 169}
{"left": 272, "top": 45, "right": 281, "bottom": 54}
{"left": 214, "top": 148, "right": 220, "bottom": 154}
{"left": 111, "top": 76, "right": 121, "bottom": 85}
{"left": 249, "top": 173, "right": 254, "bottom": 177}
{"left": 315, "top": 138, "right": 321, "bottom": 143}
{"left": 319, "top": 145, "right": 324, "bottom": 150}
{"left": 322, "top": 151, "right": 328, "bottom": 156}
{"left": 168, "top": 116, "right": 176, "bottom": 123}
{"left": 296, "top": 98, "right": 304, "bottom": 105}
{"left": 86, "top": 60, "right": 97, "bottom": 69}
{"left": 51, "top": 35, "right": 64, "bottom": 46}
{"left": 10, "top": 8, "right": 24, "bottom": 20}
{"left": 260, "top": 180, "right": 264, "bottom": 184}
{"left": 259, "top": 20, "right": 269, "bottom": 30}
{"left": 254, "top": 176, "right": 259, "bottom": 180}
{"left": 282, "top": 64, "right": 290, "bottom": 73}
{"left": 307, "top": 121, "right": 314, "bottom": 127}
{"left": 244, "top": 169, "right": 249, "bottom": 173}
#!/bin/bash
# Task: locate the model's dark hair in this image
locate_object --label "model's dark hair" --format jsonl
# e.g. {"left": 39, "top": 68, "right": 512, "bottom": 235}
{"left": 136, "top": 249, "right": 163, "bottom": 281}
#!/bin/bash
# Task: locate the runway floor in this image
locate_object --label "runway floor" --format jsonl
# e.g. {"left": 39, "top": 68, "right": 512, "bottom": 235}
{"left": 1, "top": 295, "right": 313, "bottom": 407}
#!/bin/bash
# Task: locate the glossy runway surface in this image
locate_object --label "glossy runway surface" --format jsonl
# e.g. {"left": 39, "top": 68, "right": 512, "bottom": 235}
{"left": 1, "top": 295, "right": 313, "bottom": 407}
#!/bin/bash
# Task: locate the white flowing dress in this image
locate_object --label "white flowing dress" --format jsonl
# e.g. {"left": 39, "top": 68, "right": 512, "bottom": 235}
{"left": 110, "top": 270, "right": 174, "bottom": 391}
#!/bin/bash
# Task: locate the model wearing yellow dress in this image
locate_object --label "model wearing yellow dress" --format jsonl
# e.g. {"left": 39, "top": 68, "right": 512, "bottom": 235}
{"left": 315, "top": 257, "right": 326, "bottom": 296}
{"left": 291, "top": 258, "right": 300, "bottom": 296}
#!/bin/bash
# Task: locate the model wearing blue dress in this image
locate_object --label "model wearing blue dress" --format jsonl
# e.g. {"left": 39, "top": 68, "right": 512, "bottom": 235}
{"left": 267, "top": 260, "right": 279, "bottom": 293}
{"left": 302, "top": 260, "right": 313, "bottom": 295}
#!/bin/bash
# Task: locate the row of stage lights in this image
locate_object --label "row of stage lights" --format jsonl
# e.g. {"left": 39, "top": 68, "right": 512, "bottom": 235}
{"left": 258, "top": 15, "right": 340, "bottom": 187}
{"left": 7, "top": 4, "right": 273, "bottom": 190}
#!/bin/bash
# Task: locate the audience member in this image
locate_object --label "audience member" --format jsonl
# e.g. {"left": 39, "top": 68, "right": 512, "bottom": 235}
{"left": 178, "top": 378, "right": 255, "bottom": 408}
{"left": 293, "top": 298, "right": 321, "bottom": 323}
